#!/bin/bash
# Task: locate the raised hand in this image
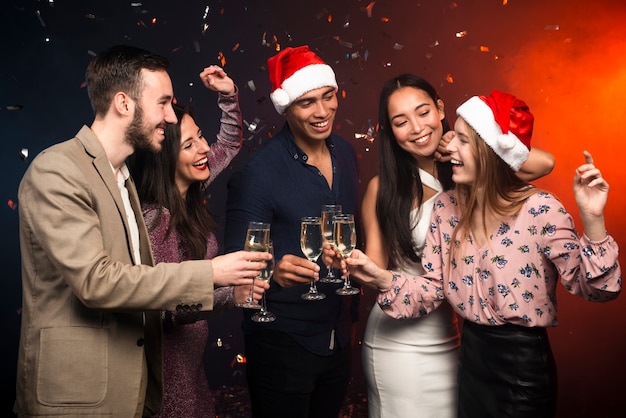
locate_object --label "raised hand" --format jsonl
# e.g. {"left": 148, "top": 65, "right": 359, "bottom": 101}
{"left": 573, "top": 150, "right": 609, "bottom": 240}
{"left": 199, "top": 65, "right": 235, "bottom": 95}
{"left": 434, "top": 130, "right": 454, "bottom": 162}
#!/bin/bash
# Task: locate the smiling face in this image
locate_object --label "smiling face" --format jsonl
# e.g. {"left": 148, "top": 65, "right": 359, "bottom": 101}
{"left": 283, "top": 86, "right": 338, "bottom": 146}
{"left": 448, "top": 117, "right": 478, "bottom": 185}
{"left": 174, "top": 114, "right": 211, "bottom": 196}
{"left": 387, "top": 86, "right": 445, "bottom": 164}
{"left": 125, "top": 69, "right": 177, "bottom": 152}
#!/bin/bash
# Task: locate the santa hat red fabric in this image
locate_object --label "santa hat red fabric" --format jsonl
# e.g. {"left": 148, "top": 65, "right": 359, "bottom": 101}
{"left": 456, "top": 90, "right": 533, "bottom": 171}
{"left": 267, "top": 45, "right": 338, "bottom": 114}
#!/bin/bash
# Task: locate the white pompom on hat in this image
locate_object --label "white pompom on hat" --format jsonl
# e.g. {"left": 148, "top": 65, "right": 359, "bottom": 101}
{"left": 456, "top": 90, "right": 533, "bottom": 171}
{"left": 267, "top": 45, "right": 338, "bottom": 114}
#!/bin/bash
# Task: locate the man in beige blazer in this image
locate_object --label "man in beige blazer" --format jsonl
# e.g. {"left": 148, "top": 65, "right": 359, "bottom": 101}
{"left": 14, "top": 45, "right": 271, "bottom": 417}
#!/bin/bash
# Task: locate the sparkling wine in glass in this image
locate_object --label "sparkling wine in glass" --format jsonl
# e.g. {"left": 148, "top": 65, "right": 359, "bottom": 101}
{"left": 320, "top": 204, "right": 343, "bottom": 283}
{"left": 300, "top": 217, "right": 326, "bottom": 301}
{"left": 236, "top": 221, "right": 270, "bottom": 309}
{"left": 252, "top": 242, "right": 276, "bottom": 323}
{"left": 333, "top": 214, "right": 359, "bottom": 296}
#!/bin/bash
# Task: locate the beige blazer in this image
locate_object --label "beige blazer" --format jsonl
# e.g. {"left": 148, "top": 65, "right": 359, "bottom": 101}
{"left": 16, "top": 126, "right": 215, "bottom": 417}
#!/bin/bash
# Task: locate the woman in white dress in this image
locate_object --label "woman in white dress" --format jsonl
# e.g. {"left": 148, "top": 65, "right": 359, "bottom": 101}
{"left": 360, "top": 74, "right": 555, "bottom": 417}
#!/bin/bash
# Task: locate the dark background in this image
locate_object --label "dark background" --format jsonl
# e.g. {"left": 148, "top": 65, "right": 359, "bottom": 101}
{"left": 2, "top": 0, "right": 625, "bottom": 416}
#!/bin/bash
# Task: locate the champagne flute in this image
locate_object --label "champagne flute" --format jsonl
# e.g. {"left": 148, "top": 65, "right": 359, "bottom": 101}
{"left": 300, "top": 217, "right": 326, "bottom": 301}
{"left": 252, "top": 241, "right": 276, "bottom": 323}
{"left": 320, "top": 204, "right": 343, "bottom": 283}
{"left": 333, "top": 214, "right": 359, "bottom": 296}
{"left": 236, "top": 221, "right": 270, "bottom": 309}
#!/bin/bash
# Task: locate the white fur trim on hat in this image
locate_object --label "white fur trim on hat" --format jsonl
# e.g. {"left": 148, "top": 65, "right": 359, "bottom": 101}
{"left": 456, "top": 96, "right": 530, "bottom": 171}
{"left": 269, "top": 63, "right": 338, "bottom": 114}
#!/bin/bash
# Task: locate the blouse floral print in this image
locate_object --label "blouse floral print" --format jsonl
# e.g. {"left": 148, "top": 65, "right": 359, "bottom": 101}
{"left": 378, "top": 190, "right": 621, "bottom": 327}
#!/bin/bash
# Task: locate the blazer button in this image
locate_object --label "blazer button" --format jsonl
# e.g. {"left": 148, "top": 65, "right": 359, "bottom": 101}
{"left": 137, "top": 338, "right": 144, "bottom": 347}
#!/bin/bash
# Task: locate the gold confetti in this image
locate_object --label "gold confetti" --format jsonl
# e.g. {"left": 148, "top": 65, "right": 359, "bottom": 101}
{"left": 480, "top": 45, "right": 490, "bottom": 52}
{"left": 446, "top": 74, "right": 454, "bottom": 83}
{"left": 455, "top": 30, "right": 468, "bottom": 38}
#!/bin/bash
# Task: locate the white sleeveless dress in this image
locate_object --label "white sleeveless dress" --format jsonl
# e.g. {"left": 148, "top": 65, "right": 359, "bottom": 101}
{"left": 362, "top": 169, "right": 460, "bottom": 418}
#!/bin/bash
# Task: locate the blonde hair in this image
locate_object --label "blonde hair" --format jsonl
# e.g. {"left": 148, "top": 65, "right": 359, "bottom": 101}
{"left": 449, "top": 122, "right": 540, "bottom": 264}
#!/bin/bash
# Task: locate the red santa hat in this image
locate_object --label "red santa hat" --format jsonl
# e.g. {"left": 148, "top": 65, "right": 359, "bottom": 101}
{"left": 267, "top": 45, "right": 338, "bottom": 114}
{"left": 456, "top": 90, "right": 533, "bottom": 171}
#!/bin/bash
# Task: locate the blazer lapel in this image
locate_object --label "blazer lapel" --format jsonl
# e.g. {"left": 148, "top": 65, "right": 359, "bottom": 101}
{"left": 75, "top": 126, "right": 138, "bottom": 264}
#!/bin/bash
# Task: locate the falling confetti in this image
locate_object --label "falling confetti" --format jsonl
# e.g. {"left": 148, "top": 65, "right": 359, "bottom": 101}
{"left": 393, "top": 43, "right": 404, "bottom": 50}
{"left": 455, "top": 30, "right": 468, "bottom": 38}
{"left": 19, "top": 148, "right": 29, "bottom": 160}
{"left": 8, "top": 199, "right": 17, "bottom": 210}
{"left": 446, "top": 74, "right": 454, "bottom": 83}
{"left": 6, "top": 105, "right": 23, "bottom": 111}
{"left": 365, "top": 1, "right": 376, "bottom": 18}
{"left": 544, "top": 25, "right": 560, "bottom": 31}
{"left": 35, "top": 10, "right": 46, "bottom": 27}
{"left": 343, "top": 15, "right": 351, "bottom": 28}
{"left": 247, "top": 80, "right": 256, "bottom": 91}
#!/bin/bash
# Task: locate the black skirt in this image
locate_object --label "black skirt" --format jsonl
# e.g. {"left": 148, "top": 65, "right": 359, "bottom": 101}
{"left": 458, "top": 321, "right": 558, "bottom": 418}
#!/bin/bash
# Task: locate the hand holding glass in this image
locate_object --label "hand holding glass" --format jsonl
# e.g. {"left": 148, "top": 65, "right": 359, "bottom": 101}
{"left": 236, "top": 222, "right": 270, "bottom": 309}
{"left": 252, "top": 242, "right": 276, "bottom": 323}
{"left": 300, "top": 217, "right": 326, "bottom": 301}
{"left": 320, "top": 204, "right": 343, "bottom": 283}
{"left": 334, "top": 214, "right": 359, "bottom": 296}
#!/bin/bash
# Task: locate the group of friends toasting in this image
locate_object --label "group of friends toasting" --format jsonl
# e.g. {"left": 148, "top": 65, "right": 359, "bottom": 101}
{"left": 14, "top": 42, "right": 620, "bottom": 418}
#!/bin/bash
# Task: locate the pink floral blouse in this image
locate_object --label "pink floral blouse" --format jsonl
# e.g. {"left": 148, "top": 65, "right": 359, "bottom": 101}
{"left": 378, "top": 190, "right": 621, "bottom": 327}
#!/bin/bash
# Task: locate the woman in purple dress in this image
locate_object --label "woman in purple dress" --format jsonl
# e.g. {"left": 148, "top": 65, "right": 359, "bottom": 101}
{"left": 129, "top": 65, "right": 268, "bottom": 417}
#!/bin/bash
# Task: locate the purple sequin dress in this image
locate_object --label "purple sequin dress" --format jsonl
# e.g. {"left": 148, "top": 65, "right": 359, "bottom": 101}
{"left": 144, "top": 92, "right": 242, "bottom": 418}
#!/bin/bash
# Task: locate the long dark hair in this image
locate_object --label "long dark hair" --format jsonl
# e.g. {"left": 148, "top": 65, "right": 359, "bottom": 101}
{"left": 129, "top": 104, "right": 216, "bottom": 260}
{"left": 376, "top": 74, "right": 454, "bottom": 264}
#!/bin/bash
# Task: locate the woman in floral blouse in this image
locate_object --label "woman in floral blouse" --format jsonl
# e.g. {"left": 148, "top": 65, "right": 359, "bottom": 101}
{"left": 335, "top": 90, "right": 621, "bottom": 417}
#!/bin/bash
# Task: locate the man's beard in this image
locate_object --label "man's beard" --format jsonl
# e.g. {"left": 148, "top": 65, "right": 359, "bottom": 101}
{"left": 125, "top": 104, "right": 160, "bottom": 152}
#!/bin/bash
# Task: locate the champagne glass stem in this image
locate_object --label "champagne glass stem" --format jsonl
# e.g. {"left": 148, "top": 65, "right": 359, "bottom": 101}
{"left": 259, "top": 293, "right": 265, "bottom": 313}
{"left": 246, "top": 282, "right": 254, "bottom": 303}
{"left": 309, "top": 279, "right": 318, "bottom": 294}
